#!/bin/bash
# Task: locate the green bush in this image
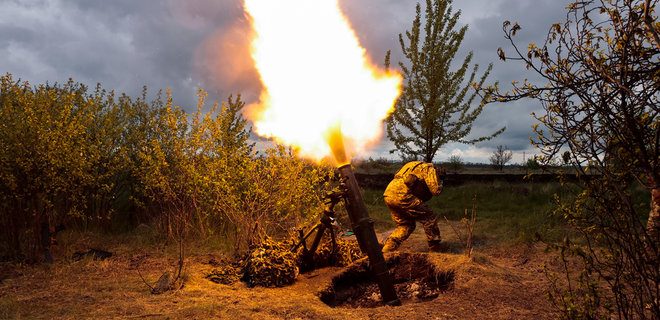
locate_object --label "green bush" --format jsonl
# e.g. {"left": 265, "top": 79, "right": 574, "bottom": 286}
{"left": 0, "top": 73, "right": 331, "bottom": 259}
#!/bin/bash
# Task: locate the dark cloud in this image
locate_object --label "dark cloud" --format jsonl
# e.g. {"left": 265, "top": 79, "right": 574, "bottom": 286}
{"left": 440, "top": 0, "right": 573, "bottom": 155}
{"left": 346, "top": 0, "right": 572, "bottom": 160}
{"left": 0, "top": 0, "right": 573, "bottom": 162}
{"left": 339, "top": 0, "right": 416, "bottom": 65}
{"left": 0, "top": 0, "right": 238, "bottom": 109}
{"left": 192, "top": 9, "right": 262, "bottom": 104}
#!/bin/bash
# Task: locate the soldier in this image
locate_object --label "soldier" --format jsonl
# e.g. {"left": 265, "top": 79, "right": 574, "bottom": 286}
{"left": 382, "top": 161, "right": 446, "bottom": 252}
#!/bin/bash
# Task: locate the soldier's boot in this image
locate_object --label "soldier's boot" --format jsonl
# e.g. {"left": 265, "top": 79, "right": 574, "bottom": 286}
{"left": 428, "top": 240, "right": 448, "bottom": 253}
{"left": 381, "top": 239, "right": 397, "bottom": 253}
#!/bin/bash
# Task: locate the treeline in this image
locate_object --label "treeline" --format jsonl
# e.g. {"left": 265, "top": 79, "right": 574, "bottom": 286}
{"left": 0, "top": 73, "right": 331, "bottom": 261}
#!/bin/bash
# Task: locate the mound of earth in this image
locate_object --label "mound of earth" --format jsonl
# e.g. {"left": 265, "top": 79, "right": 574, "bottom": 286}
{"left": 319, "top": 252, "right": 454, "bottom": 308}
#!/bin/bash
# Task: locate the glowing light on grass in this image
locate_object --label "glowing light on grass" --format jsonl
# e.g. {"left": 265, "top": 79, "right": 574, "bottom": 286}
{"left": 243, "top": 0, "right": 401, "bottom": 163}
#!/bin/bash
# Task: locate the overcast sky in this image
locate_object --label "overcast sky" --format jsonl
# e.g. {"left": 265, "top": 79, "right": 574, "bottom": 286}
{"left": 0, "top": 0, "right": 573, "bottom": 163}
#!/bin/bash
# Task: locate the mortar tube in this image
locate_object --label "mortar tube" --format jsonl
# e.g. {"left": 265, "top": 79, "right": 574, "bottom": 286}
{"left": 337, "top": 163, "right": 401, "bottom": 306}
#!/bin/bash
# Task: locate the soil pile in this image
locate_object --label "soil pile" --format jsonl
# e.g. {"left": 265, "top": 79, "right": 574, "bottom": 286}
{"left": 319, "top": 252, "right": 455, "bottom": 308}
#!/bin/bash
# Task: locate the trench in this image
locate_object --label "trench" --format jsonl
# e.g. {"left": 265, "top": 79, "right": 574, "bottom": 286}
{"left": 318, "top": 252, "right": 455, "bottom": 308}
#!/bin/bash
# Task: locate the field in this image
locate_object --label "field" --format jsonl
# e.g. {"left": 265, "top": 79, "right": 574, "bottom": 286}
{"left": 0, "top": 176, "right": 605, "bottom": 320}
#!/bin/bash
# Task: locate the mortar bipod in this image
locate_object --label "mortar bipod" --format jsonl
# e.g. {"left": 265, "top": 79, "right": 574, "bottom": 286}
{"left": 292, "top": 184, "right": 347, "bottom": 262}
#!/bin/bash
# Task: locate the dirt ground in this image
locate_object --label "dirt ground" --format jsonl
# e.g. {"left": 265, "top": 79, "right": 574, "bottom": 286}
{"left": 0, "top": 227, "right": 560, "bottom": 320}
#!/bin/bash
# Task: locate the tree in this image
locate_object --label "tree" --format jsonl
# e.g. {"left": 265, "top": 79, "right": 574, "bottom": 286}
{"left": 526, "top": 157, "right": 540, "bottom": 171}
{"left": 487, "top": 0, "right": 659, "bottom": 317}
{"left": 385, "top": 0, "right": 505, "bottom": 163}
{"left": 489, "top": 145, "right": 512, "bottom": 172}
{"left": 0, "top": 74, "right": 124, "bottom": 260}
{"left": 561, "top": 151, "right": 571, "bottom": 166}
{"left": 0, "top": 73, "right": 332, "bottom": 260}
{"left": 446, "top": 154, "right": 465, "bottom": 173}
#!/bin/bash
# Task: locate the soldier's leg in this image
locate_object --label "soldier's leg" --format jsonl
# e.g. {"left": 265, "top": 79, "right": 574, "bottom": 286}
{"left": 382, "top": 205, "right": 416, "bottom": 252}
{"left": 407, "top": 201, "right": 442, "bottom": 251}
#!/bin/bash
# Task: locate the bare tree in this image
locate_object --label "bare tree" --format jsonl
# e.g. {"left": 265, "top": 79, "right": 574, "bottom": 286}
{"left": 489, "top": 145, "right": 512, "bottom": 172}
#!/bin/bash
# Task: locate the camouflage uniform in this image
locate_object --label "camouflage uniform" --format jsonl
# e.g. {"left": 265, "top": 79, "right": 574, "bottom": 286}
{"left": 382, "top": 161, "right": 443, "bottom": 252}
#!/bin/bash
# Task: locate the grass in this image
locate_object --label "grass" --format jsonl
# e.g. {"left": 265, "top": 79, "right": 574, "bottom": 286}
{"left": 361, "top": 189, "right": 397, "bottom": 232}
{"left": 5, "top": 181, "right": 652, "bottom": 319}
{"left": 0, "top": 295, "right": 19, "bottom": 319}
{"left": 435, "top": 181, "right": 572, "bottom": 244}
{"left": 362, "top": 179, "right": 652, "bottom": 247}
{"left": 39, "top": 179, "right": 651, "bottom": 259}
{"left": 362, "top": 180, "right": 578, "bottom": 245}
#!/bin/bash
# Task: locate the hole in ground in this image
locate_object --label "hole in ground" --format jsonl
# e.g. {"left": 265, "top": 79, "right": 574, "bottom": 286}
{"left": 318, "top": 252, "right": 455, "bottom": 308}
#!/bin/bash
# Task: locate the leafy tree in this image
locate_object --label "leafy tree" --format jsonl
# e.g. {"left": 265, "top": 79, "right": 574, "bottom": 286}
{"left": 137, "top": 89, "right": 191, "bottom": 240}
{"left": 193, "top": 94, "right": 332, "bottom": 252}
{"left": 132, "top": 88, "right": 330, "bottom": 252}
{"left": 561, "top": 151, "right": 571, "bottom": 167}
{"left": 215, "top": 146, "right": 331, "bottom": 252}
{"left": 385, "top": 0, "right": 505, "bottom": 163}
{"left": 526, "top": 157, "right": 540, "bottom": 171}
{"left": 489, "top": 145, "right": 512, "bottom": 172}
{"left": 446, "top": 154, "right": 465, "bottom": 173}
{"left": 82, "top": 86, "right": 127, "bottom": 225}
{"left": 114, "top": 87, "right": 174, "bottom": 227}
{"left": 486, "top": 0, "right": 659, "bottom": 317}
{"left": 0, "top": 74, "right": 117, "bottom": 260}
{"left": 197, "top": 93, "right": 261, "bottom": 247}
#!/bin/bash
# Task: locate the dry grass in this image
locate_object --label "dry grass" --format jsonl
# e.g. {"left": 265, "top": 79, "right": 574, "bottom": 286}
{"left": 0, "top": 227, "right": 561, "bottom": 320}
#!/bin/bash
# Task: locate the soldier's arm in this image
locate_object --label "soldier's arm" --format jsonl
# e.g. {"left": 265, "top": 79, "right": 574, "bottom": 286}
{"left": 424, "top": 165, "right": 443, "bottom": 196}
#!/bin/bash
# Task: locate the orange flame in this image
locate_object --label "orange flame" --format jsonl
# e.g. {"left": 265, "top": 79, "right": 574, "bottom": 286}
{"left": 243, "top": 0, "right": 401, "bottom": 163}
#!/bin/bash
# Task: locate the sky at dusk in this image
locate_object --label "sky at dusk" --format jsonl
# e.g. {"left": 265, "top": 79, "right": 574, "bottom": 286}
{"left": 0, "top": 0, "right": 574, "bottom": 163}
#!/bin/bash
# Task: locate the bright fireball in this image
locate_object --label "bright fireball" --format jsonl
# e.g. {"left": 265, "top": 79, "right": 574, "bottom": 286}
{"left": 244, "top": 0, "right": 402, "bottom": 161}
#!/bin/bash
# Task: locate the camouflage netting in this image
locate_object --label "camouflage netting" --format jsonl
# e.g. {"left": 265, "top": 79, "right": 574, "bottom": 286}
{"left": 298, "top": 236, "right": 362, "bottom": 272}
{"left": 206, "top": 234, "right": 363, "bottom": 288}
{"left": 242, "top": 237, "right": 300, "bottom": 287}
{"left": 206, "top": 263, "right": 242, "bottom": 285}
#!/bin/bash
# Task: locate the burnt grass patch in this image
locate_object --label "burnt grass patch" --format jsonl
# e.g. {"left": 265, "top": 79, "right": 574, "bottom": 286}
{"left": 318, "top": 252, "right": 455, "bottom": 308}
